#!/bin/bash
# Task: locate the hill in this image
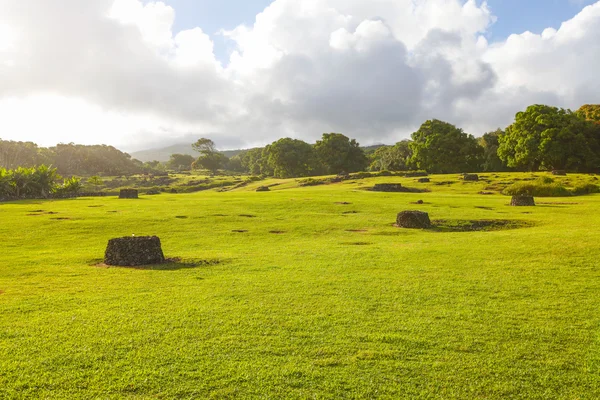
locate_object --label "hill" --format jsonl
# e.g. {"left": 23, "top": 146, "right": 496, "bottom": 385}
{"left": 130, "top": 143, "right": 244, "bottom": 162}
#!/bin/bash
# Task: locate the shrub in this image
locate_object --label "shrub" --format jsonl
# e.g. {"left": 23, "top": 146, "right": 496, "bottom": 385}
{"left": 503, "top": 178, "right": 570, "bottom": 197}
{"left": 571, "top": 183, "right": 600, "bottom": 195}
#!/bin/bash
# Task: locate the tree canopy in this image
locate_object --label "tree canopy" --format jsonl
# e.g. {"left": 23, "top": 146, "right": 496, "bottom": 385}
{"left": 409, "top": 120, "right": 483, "bottom": 173}
{"left": 264, "top": 138, "right": 318, "bottom": 178}
{"left": 314, "top": 133, "right": 368, "bottom": 174}
{"left": 498, "top": 105, "right": 600, "bottom": 171}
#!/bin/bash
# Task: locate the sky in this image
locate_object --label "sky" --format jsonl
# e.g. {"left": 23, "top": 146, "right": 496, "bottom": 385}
{"left": 0, "top": 0, "right": 599, "bottom": 151}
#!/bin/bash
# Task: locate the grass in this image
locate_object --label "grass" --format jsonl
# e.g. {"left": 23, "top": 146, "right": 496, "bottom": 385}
{"left": 1, "top": 172, "right": 600, "bottom": 398}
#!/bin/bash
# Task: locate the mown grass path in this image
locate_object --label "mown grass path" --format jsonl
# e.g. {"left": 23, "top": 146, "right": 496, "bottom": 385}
{"left": 1, "top": 173, "right": 599, "bottom": 398}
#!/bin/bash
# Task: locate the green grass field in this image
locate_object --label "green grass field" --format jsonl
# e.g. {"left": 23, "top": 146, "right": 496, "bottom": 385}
{"left": 1, "top": 173, "right": 600, "bottom": 399}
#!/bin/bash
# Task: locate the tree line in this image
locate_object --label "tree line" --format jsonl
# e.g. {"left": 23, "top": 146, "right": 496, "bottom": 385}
{"left": 0, "top": 141, "right": 151, "bottom": 176}
{"left": 180, "top": 104, "right": 600, "bottom": 176}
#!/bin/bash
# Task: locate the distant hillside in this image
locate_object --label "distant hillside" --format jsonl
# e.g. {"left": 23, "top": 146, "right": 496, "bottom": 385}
{"left": 131, "top": 142, "right": 388, "bottom": 162}
{"left": 130, "top": 143, "right": 244, "bottom": 162}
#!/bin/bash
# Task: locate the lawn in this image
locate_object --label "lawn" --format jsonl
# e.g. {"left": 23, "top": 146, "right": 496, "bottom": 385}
{"left": 1, "top": 172, "right": 599, "bottom": 399}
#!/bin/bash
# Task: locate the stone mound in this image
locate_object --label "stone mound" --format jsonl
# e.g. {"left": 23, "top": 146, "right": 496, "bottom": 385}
{"left": 463, "top": 174, "right": 479, "bottom": 182}
{"left": 510, "top": 196, "right": 536, "bottom": 206}
{"left": 396, "top": 211, "right": 431, "bottom": 229}
{"left": 119, "top": 189, "right": 138, "bottom": 199}
{"left": 104, "top": 236, "right": 165, "bottom": 266}
{"left": 373, "top": 183, "right": 404, "bottom": 192}
{"left": 552, "top": 170, "right": 567, "bottom": 176}
{"left": 256, "top": 186, "right": 270, "bottom": 192}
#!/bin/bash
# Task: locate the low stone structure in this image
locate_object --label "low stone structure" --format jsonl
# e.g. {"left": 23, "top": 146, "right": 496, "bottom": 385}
{"left": 119, "top": 189, "right": 139, "bottom": 199}
{"left": 463, "top": 174, "right": 479, "bottom": 182}
{"left": 104, "top": 236, "right": 165, "bottom": 266}
{"left": 396, "top": 211, "right": 431, "bottom": 229}
{"left": 256, "top": 186, "right": 270, "bottom": 192}
{"left": 510, "top": 196, "right": 536, "bottom": 206}
{"left": 552, "top": 170, "right": 567, "bottom": 176}
{"left": 372, "top": 183, "right": 404, "bottom": 192}
{"left": 418, "top": 178, "right": 430, "bottom": 183}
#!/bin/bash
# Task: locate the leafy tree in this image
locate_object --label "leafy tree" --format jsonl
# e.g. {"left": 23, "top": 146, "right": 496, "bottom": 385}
{"left": 60, "top": 177, "right": 82, "bottom": 194}
{"left": 314, "top": 133, "right": 368, "bottom": 174}
{"left": 498, "top": 105, "right": 600, "bottom": 171}
{"left": 478, "top": 130, "right": 509, "bottom": 172}
{"left": 192, "top": 152, "right": 228, "bottom": 174}
{"left": 263, "top": 138, "right": 319, "bottom": 178}
{"left": 192, "top": 138, "right": 217, "bottom": 154}
{"left": 225, "top": 155, "right": 245, "bottom": 172}
{"left": 239, "top": 148, "right": 270, "bottom": 176}
{"left": 167, "top": 154, "right": 195, "bottom": 171}
{"left": 369, "top": 140, "right": 413, "bottom": 171}
{"left": 192, "top": 138, "right": 227, "bottom": 174}
{"left": 88, "top": 176, "right": 104, "bottom": 191}
{"left": 576, "top": 104, "right": 600, "bottom": 124}
{"left": 409, "top": 120, "right": 483, "bottom": 173}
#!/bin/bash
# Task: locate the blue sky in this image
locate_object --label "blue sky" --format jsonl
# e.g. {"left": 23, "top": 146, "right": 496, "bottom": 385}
{"left": 163, "top": 0, "right": 598, "bottom": 62}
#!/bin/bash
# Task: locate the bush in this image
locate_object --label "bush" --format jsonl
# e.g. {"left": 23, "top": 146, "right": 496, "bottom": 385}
{"left": 503, "top": 178, "right": 570, "bottom": 197}
{"left": 571, "top": 183, "right": 600, "bottom": 195}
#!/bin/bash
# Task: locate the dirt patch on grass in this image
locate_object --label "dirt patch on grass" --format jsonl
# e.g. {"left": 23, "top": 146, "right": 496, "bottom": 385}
{"left": 212, "top": 214, "right": 228, "bottom": 217}
{"left": 94, "top": 257, "right": 221, "bottom": 271}
{"left": 30, "top": 209, "right": 45, "bottom": 213}
{"left": 429, "top": 219, "right": 534, "bottom": 232}
{"left": 343, "top": 211, "right": 360, "bottom": 214}
{"left": 175, "top": 216, "right": 188, "bottom": 219}
{"left": 88, "top": 205, "right": 104, "bottom": 208}
{"left": 335, "top": 202, "right": 352, "bottom": 205}
{"left": 239, "top": 214, "right": 257, "bottom": 218}
{"left": 346, "top": 229, "right": 368, "bottom": 233}
{"left": 232, "top": 230, "right": 249, "bottom": 233}
{"left": 474, "top": 206, "right": 494, "bottom": 210}
{"left": 0, "top": 290, "right": 4, "bottom": 295}
{"left": 51, "top": 217, "right": 71, "bottom": 220}
{"left": 269, "top": 230, "right": 286, "bottom": 234}
{"left": 343, "top": 241, "right": 372, "bottom": 246}
{"left": 434, "top": 181, "right": 457, "bottom": 186}
{"left": 537, "top": 202, "right": 580, "bottom": 205}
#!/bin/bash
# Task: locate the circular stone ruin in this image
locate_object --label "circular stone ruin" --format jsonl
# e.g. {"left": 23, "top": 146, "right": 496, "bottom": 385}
{"left": 510, "top": 196, "right": 536, "bottom": 207}
{"left": 256, "top": 186, "right": 270, "bottom": 192}
{"left": 119, "top": 189, "right": 139, "bottom": 199}
{"left": 396, "top": 211, "right": 431, "bottom": 229}
{"left": 463, "top": 174, "right": 479, "bottom": 182}
{"left": 372, "top": 183, "right": 405, "bottom": 192}
{"left": 104, "top": 236, "right": 165, "bottom": 266}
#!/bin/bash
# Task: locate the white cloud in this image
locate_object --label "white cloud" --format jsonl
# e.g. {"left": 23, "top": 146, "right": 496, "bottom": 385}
{"left": 0, "top": 0, "right": 598, "bottom": 151}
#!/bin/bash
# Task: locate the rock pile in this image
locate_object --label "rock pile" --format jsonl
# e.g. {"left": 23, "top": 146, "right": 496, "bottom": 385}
{"left": 510, "top": 196, "right": 536, "bottom": 206}
{"left": 396, "top": 211, "right": 431, "bottom": 229}
{"left": 119, "top": 189, "right": 139, "bottom": 199}
{"left": 104, "top": 236, "right": 165, "bottom": 266}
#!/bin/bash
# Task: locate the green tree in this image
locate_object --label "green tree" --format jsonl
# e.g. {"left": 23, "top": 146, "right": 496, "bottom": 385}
{"left": 263, "top": 138, "right": 318, "bottom": 178}
{"left": 192, "top": 152, "right": 228, "bottom": 174}
{"left": 88, "top": 176, "right": 104, "bottom": 191}
{"left": 576, "top": 104, "right": 600, "bottom": 124}
{"left": 167, "top": 154, "right": 195, "bottom": 171}
{"left": 370, "top": 140, "right": 413, "bottom": 171}
{"left": 192, "top": 138, "right": 227, "bottom": 174}
{"left": 239, "top": 148, "right": 270, "bottom": 176}
{"left": 478, "top": 130, "right": 509, "bottom": 172}
{"left": 498, "top": 105, "right": 600, "bottom": 171}
{"left": 409, "top": 120, "right": 483, "bottom": 173}
{"left": 314, "top": 133, "right": 368, "bottom": 174}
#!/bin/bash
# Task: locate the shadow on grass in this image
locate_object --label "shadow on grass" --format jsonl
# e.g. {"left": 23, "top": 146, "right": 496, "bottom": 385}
{"left": 91, "top": 257, "right": 223, "bottom": 271}
{"left": 428, "top": 219, "right": 535, "bottom": 232}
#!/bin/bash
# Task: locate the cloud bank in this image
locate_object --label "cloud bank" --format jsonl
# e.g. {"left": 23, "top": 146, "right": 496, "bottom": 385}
{"left": 0, "top": 0, "right": 599, "bottom": 150}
